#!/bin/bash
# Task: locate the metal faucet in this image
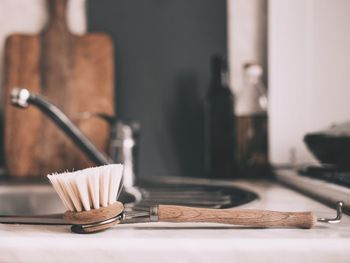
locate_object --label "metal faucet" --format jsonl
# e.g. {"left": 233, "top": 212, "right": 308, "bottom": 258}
{"left": 10, "top": 88, "right": 141, "bottom": 201}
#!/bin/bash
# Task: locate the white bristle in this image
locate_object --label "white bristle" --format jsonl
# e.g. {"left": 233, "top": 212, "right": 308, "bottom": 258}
{"left": 99, "top": 166, "right": 110, "bottom": 207}
{"left": 61, "top": 174, "right": 83, "bottom": 212}
{"left": 109, "top": 165, "right": 123, "bottom": 204}
{"left": 75, "top": 173, "right": 91, "bottom": 211}
{"left": 47, "top": 164, "right": 124, "bottom": 212}
{"left": 47, "top": 174, "right": 74, "bottom": 211}
{"left": 54, "top": 173, "right": 76, "bottom": 211}
{"left": 87, "top": 170, "right": 100, "bottom": 209}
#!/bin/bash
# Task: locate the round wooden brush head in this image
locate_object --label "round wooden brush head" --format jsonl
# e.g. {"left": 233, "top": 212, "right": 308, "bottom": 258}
{"left": 63, "top": 201, "right": 124, "bottom": 225}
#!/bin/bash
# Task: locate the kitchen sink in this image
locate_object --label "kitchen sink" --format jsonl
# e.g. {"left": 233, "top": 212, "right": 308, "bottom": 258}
{"left": 0, "top": 177, "right": 257, "bottom": 215}
{"left": 0, "top": 184, "right": 64, "bottom": 215}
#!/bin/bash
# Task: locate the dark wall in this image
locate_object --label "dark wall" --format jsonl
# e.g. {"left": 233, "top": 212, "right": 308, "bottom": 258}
{"left": 87, "top": 0, "right": 227, "bottom": 178}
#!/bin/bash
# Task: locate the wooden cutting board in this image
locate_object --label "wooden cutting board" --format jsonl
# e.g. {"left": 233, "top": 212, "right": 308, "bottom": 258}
{"left": 3, "top": 0, "right": 114, "bottom": 177}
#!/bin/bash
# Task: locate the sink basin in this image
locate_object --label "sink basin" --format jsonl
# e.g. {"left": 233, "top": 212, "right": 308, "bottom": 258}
{"left": 0, "top": 184, "right": 64, "bottom": 215}
{"left": 0, "top": 178, "right": 257, "bottom": 216}
{"left": 130, "top": 183, "right": 257, "bottom": 210}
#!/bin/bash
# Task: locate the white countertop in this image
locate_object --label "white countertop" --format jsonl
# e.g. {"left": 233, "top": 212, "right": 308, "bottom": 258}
{"left": 0, "top": 180, "right": 349, "bottom": 263}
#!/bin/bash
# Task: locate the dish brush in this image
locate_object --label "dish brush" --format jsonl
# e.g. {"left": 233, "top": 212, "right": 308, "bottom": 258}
{"left": 45, "top": 164, "right": 343, "bottom": 234}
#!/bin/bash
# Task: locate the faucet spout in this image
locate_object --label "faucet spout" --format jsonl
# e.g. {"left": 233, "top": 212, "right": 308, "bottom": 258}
{"left": 11, "top": 88, "right": 113, "bottom": 166}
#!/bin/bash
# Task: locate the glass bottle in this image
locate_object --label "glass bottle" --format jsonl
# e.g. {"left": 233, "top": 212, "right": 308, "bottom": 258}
{"left": 205, "top": 55, "right": 237, "bottom": 178}
{"left": 235, "top": 63, "right": 269, "bottom": 176}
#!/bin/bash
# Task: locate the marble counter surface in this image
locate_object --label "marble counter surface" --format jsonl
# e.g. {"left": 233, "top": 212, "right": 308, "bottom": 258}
{"left": 0, "top": 180, "right": 349, "bottom": 263}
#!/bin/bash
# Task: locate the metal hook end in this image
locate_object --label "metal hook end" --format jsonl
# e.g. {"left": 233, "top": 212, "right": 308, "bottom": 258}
{"left": 317, "top": 201, "right": 343, "bottom": 224}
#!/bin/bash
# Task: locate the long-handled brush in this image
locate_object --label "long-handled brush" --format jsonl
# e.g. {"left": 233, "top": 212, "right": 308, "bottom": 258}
{"left": 0, "top": 164, "right": 342, "bottom": 233}
{"left": 44, "top": 164, "right": 343, "bottom": 234}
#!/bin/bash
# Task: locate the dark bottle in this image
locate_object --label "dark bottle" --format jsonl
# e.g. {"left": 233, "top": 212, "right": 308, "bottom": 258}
{"left": 205, "top": 55, "right": 237, "bottom": 178}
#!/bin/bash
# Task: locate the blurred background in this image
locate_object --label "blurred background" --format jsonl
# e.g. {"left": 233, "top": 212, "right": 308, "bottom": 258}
{"left": 0, "top": 0, "right": 349, "bottom": 180}
{"left": 87, "top": 0, "right": 228, "bottom": 178}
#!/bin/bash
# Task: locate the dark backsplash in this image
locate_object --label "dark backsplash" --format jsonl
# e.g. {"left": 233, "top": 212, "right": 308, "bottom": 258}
{"left": 87, "top": 0, "right": 227, "bottom": 178}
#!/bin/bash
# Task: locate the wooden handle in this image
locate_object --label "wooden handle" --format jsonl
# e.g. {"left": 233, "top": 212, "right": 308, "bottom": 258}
{"left": 158, "top": 205, "right": 317, "bottom": 229}
{"left": 43, "top": 0, "right": 69, "bottom": 33}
